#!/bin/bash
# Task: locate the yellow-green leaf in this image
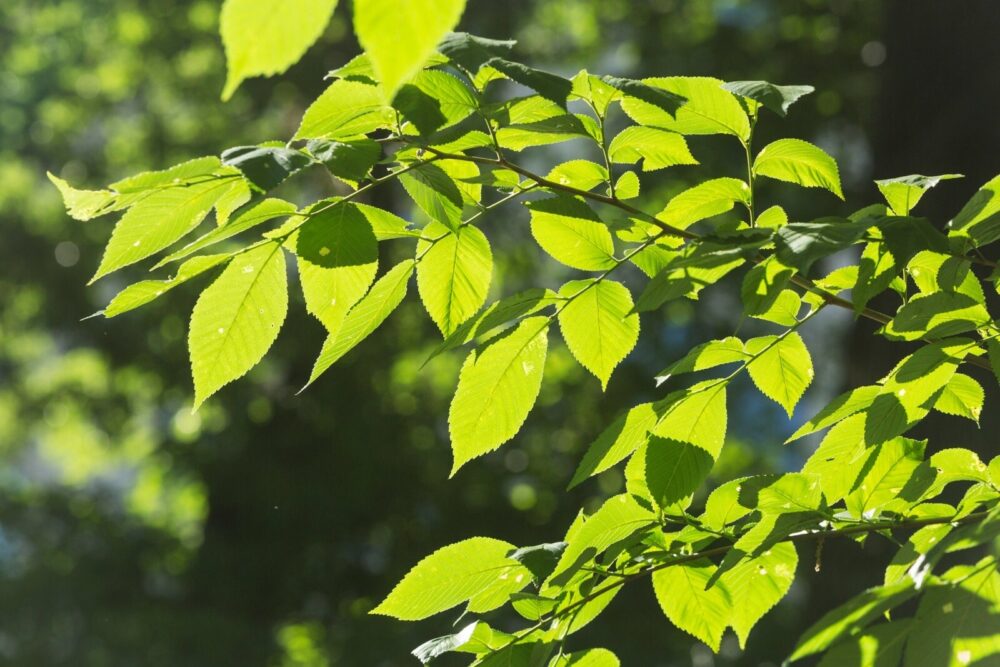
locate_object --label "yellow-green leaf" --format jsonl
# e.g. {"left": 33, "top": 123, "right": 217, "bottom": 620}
{"left": 652, "top": 559, "right": 732, "bottom": 652}
{"left": 189, "top": 241, "right": 288, "bottom": 408}
{"left": 220, "top": 0, "right": 339, "bottom": 100}
{"left": 527, "top": 196, "right": 615, "bottom": 271}
{"left": 371, "top": 537, "right": 524, "bottom": 621}
{"left": 746, "top": 332, "right": 813, "bottom": 417}
{"left": 753, "top": 138, "right": 844, "bottom": 199}
{"left": 557, "top": 279, "right": 639, "bottom": 389}
{"left": 354, "top": 0, "right": 466, "bottom": 101}
{"left": 296, "top": 203, "right": 379, "bottom": 332}
{"left": 416, "top": 221, "right": 493, "bottom": 336}
{"left": 449, "top": 317, "right": 549, "bottom": 473}
{"left": 306, "top": 260, "right": 414, "bottom": 386}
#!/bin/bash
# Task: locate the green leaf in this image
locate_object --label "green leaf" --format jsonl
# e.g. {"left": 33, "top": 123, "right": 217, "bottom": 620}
{"left": 650, "top": 381, "right": 728, "bottom": 459}
{"left": 103, "top": 254, "right": 232, "bottom": 318}
{"left": 557, "top": 280, "right": 639, "bottom": 389}
{"left": 110, "top": 156, "right": 222, "bottom": 194}
{"left": 296, "top": 203, "right": 379, "bottom": 332}
{"left": 546, "top": 160, "right": 608, "bottom": 192}
{"left": 637, "top": 381, "right": 729, "bottom": 506}
{"left": 357, "top": 203, "right": 420, "bottom": 241}
{"left": 353, "top": 0, "right": 465, "bottom": 100}
{"left": 400, "top": 163, "right": 466, "bottom": 231}
{"left": 904, "top": 561, "right": 1000, "bottom": 666}
{"left": 930, "top": 448, "right": 990, "bottom": 486}
{"left": 652, "top": 559, "right": 732, "bottom": 652}
{"left": 701, "top": 478, "right": 754, "bottom": 531}
{"left": 307, "top": 138, "right": 382, "bottom": 183}
{"left": 786, "top": 385, "right": 880, "bottom": 443}
{"left": 875, "top": 174, "right": 963, "bottom": 216}
{"left": 773, "top": 218, "right": 864, "bottom": 274}
{"left": 92, "top": 172, "right": 237, "bottom": 282}
{"left": 449, "top": 317, "right": 549, "bottom": 473}
{"left": 644, "top": 436, "right": 715, "bottom": 508}
{"left": 753, "top": 472, "right": 823, "bottom": 514}
{"left": 189, "top": 241, "right": 288, "bottom": 408}
{"left": 396, "top": 70, "right": 478, "bottom": 135}
{"left": 294, "top": 79, "right": 394, "bottom": 140}
{"left": 213, "top": 179, "right": 252, "bottom": 227}
{"left": 802, "top": 414, "right": 867, "bottom": 503}
{"left": 155, "top": 198, "right": 297, "bottom": 268}
{"left": 220, "top": 145, "right": 312, "bottom": 192}
{"left": 816, "top": 621, "right": 912, "bottom": 667}
{"left": 614, "top": 171, "right": 640, "bottom": 200}
{"left": 306, "top": 260, "right": 414, "bottom": 386}
{"left": 753, "top": 139, "right": 844, "bottom": 199}
{"left": 654, "top": 336, "right": 748, "bottom": 383}
{"left": 551, "top": 648, "right": 620, "bottom": 667}
{"left": 741, "top": 256, "right": 793, "bottom": 318}
{"left": 416, "top": 221, "right": 493, "bottom": 336}
{"left": 438, "top": 32, "right": 516, "bottom": 71}
{"left": 412, "top": 621, "right": 509, "bottom": 664}
{"left": 568, "top": 402, "right": 658, "bottom": 488}
{"left": 527, "top": 196, "right": 616, "bottom": 271}
{"left": 620, "top": 76, "right": 750, "bottom": 140}
{"left": 371, "top": 537, "right": 522, "bottom": 621}
{"left": 600, "top": 76, "right": 686, "bottom": 117}
{"left": 492, "top": 95, "right": 590, "bottom": 150}
{"left": 220, "top": 0, "right": 339, "bottom": 100}
{"left": 656, "top": 178, "right": 750, "bottom": 230}
{"left": 48, "top": 172, "right": 116, "bottom": 221}
{"left": 863, "top": 340, "right": 971, "bottom": 445}
{"left": 883, "top": 291, "right": 991, "bottom": 341}
{"left": 571, "top": 70, "right": 621, "bottom": 117}
{"left": 608, "top": 126, "right": 697, "bottom": 171}
{"left": 722, "top": 541, "right": 798, "bottom": 647}
{"left": 487, "top": 58, "right": 573, "bottom": 107}
{"left": 428, "top": 288, "right": 557, "bottom": 361}
{"left": 845, "top": 437, "right": 925, "bottom": 517}
{"left": 884, "top": 524, "right": 953, "bottom": 586}
{"left": 721, "top": 80, "right": 814, "bottom": 117}
{"left": 745, "top": 333, "right": 813, "bottom": 417}
{"left": 933, "top": 372, "right": 984, "bottom": 423}
{"left": 756, "top": 205, "right": 788, "bottom": 229}
{"left": 908, "top": 251, "right": 983, "bottom": 298}
{"left": 548, "top": 494, "right": 656, "bottom": 585}
{"left": 876, "top": 216, "right": 950, "bottom": 267}
{"left": 788, "top": 580, "right": 917, "bottom": 662}
{"left": 948, "top": 173, "right": 1000, "bottom": 247}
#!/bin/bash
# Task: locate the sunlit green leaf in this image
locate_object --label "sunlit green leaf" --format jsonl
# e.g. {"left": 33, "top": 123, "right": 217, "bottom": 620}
{"left": 527, "top": 196, "right": 616, "bottom": 270}
{"left": 372, "top": 537, "right": 523, "bottom": 621}
{"left": 416, "top": 221, "right": 493, "bottom": 336}
{"left": 652, "top": 559, "right": 732, "bottom": 652}
{"left": 722, "top": 541, "right": 798, "bottom": 647}
{"left": 875, "top": 174, "right": 963, "bottom": 216}
{"left": 608, "top": 126, "right": 697, "bottom": 171}
{"left": 189, "top": 241, "right": 288, "bottom": 407}
{"left": 753, "top": 139, "right": 844, "bottom": 199}
{"left": 353, "top": 0, "right": 466, "bottom": 100}
{"left": 745, "top": 333, "right": 813, "bottom": 416}
{"left": 306, "top": 260, "right": 414, "bottom": 385}
{"left": 296, "top": 203, "right": 379, "bottom": 332}
{"left": 557, "top": 279, "right": 639, "bottom": 389}
{"left": 449, "top": 317, "right": 549, "bottom": 473}
{"left": 220, "top": 0, "right": 339, "bottom": 100}
{"left": 294, "top": 79, "right": 394, "bottom": 140}
{"left": 620, "top": 76, "right": 750, "bottom": 140}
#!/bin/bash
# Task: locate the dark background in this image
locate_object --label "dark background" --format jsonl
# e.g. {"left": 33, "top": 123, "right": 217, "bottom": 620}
{"left": 3, "top": 1, "right": 999, "bottom": 664}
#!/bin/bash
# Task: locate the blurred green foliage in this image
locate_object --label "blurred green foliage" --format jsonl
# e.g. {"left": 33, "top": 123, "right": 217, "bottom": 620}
{"left": 6, "top": 0, "right": 998, "bottom": 665}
